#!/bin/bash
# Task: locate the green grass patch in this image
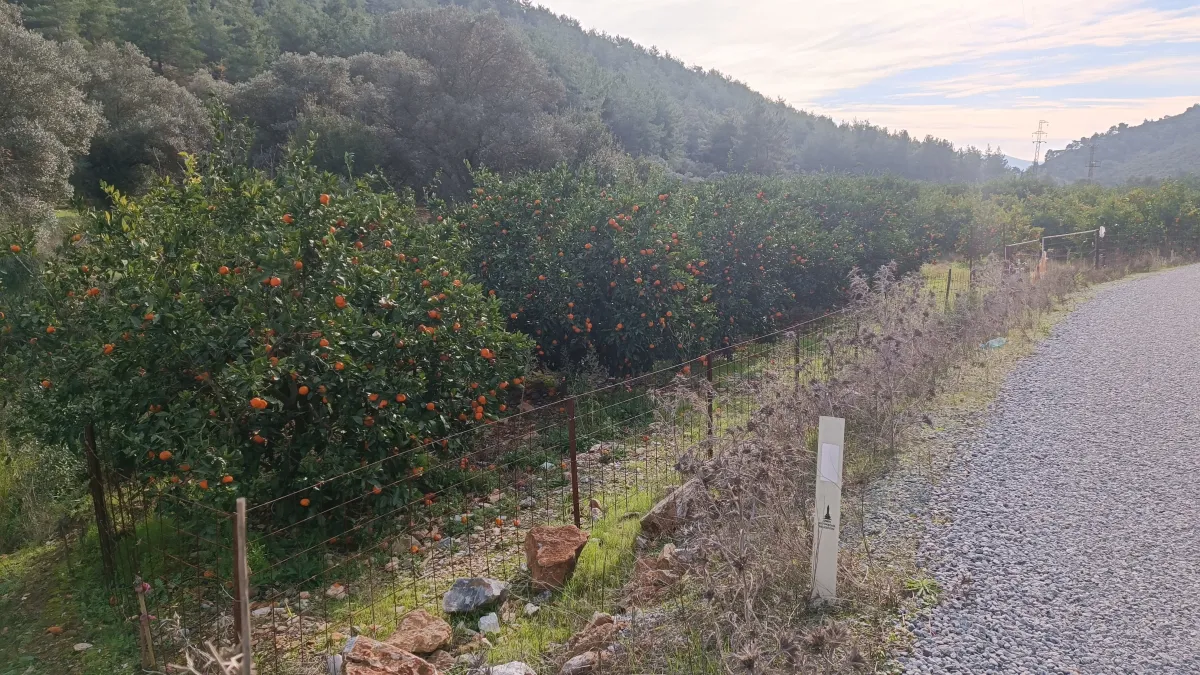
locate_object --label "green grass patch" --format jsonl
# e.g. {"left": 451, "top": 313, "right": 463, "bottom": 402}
{"left": 487, "top": 489, "right": 655, "bottom": 668}
{"left": 0, "top": 534, "right": 140, "bottom": 675}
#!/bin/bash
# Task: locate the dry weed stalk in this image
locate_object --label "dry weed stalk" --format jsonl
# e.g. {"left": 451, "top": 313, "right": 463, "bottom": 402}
{"left": 618, "top": 260, "right": 1086, "bottom": 674}
{"left": 167, "top": 640, "right": 249, "bottom": 674}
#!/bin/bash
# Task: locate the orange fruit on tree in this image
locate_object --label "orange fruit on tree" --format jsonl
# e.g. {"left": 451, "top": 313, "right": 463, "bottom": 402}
{"left": 143, "top": 312, "right": 155, "bottom": 321}
{"left": 103, "top": 343, "right": 114, "bottom": 355}
{"left": 319, "top": 338, "right": 330, "bottom": 347}
{"left": 372, "top": 485, "right": 382, "bottom": 495}
{"left": 300, "top": 498, "right": 310, "bottom": 507}
{"left": 218, "top": 265, "right": 230, "bottom": 275}
{"left": 8, "top": 244, "right": 20, "bottom": 253}
{"left": 45, "top": 326, "right": 55, "bottom": 334}
{"left": 334, "top": 295, "right": 347, "bottom": 309}
{"left": 282, "top": 213, "right": 294, "bottom": 224}
{"left": 87, "top": 287, "right": 100, "bottom": 297}
{"left": 335, "top": 361, "right": 345, "bottom": 371}
{"left": 203, "top": 569, "right": 215, "bottom": 579}
{"left": 298, "top": 385, "right": 310, "bottom": 396}
{"left": 319, "top": 194, "right": 330, "bottom": 205}
{"left": 250, "top": 397, "right": 268, "bottom": 410}
{"left": 410, "top": 545, "right": 420, "bottom": 554}
{"left": 425, "top": 402, "right": 436, "bottom": 411}
{"left": 396, "top": 393, "right": 407, "bottom": 402}
{"left": 222, "top": 475, "right": 233, "bottom": 484}
{"left": 158, "top": 450, "right": 173, "bottom": 461}
{"left": 269, "top": 276, "right": 281, "bottom": 287}
{"left": 40, "top": 379, "right": 51, "bottom": 389}
{"left": 180, "top": 463, "right": 191, "bottom": 472}
{"left": 199, "top": 480, "right": 209, "bottom": 490}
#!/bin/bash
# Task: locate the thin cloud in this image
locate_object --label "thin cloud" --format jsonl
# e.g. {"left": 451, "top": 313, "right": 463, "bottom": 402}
{"left": 535, "top": 0, "right": 1200, "bottom": 154}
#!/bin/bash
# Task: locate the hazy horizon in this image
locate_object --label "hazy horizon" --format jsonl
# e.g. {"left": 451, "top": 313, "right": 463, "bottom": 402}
{"left": 535, "top": 0, "right": 1200, "bottom": 159}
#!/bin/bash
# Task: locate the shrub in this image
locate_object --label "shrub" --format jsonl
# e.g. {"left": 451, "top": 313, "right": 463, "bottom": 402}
{"left": 441, "top": 163, "right": 716, "bottom": 375}
{"left": 0, "top": 131, "right": 530, "bottom": 516}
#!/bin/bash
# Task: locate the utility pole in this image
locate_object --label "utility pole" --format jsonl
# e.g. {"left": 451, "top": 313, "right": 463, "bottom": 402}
{"left": 1086, "top": 142, "right": 1099, "bottom": 183}
{"left": 1031, "top": 120, "right": 1049, "bottom": 176}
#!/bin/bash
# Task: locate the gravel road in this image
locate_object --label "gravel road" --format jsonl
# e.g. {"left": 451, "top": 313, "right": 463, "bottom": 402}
{"left": 899, "top": 265, "right": 1200, "bottom": 675}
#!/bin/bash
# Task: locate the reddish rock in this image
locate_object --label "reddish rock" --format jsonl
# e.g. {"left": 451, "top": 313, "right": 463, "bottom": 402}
{"left": 559, "top": 650, "right": 610, "bottom": 674}
{"left": 640, "top": 477, "right": 710, "bottom": 537}
{"left": 385, "top": 609, "right": 452, "bottom": 654}
{"left": 427, "top": 649, "right": 455, "bottom": 671}
{"left": 524, "top": 525, "right": 590, "bottom": 590}
{"left": 564, "top": 613, "right": 623, "bottom": 659}
{"left": 345, "top": 636, "right": 439, "bottom": 675}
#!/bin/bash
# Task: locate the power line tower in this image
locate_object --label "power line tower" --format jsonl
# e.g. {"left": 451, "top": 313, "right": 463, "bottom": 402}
{"left": 1031, "top": 120, "right": 1049, "bottom": 175}
{"left": 1086, "top": 142, "right": 1099, "bottom": 182}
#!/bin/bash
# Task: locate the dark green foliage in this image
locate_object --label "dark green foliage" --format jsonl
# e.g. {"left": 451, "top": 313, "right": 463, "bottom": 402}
{"left": 14, "top": 0, "right": 1020, "bottom": 188}
{"left": 0, "top": 4, "right": 100, "bottom": 230}
{"left": 73, "top": 41, "right": 213, "bottom": 198}
{"left": 1043, "top": 104, "right": 1200, "bottom": 186}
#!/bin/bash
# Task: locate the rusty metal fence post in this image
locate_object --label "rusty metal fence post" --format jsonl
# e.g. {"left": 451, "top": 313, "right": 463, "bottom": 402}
{"left": 793, "top": 331, "right": 801, "bottom": 395}
{"left": 705, "top": 354, "right": 714, "bottom": 456}
{"left": 82, "top": 422, "right": 116, "bottom": 581}
{"left": 944, "top": 267, "right": 953, "bottom": 311}
{"left": 567, "top": 397, "right": 581, "bottom": 528}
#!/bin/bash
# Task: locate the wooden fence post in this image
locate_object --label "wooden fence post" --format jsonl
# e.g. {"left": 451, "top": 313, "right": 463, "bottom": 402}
{"left": 135, "top": 577, "right": 157, "bottom": 668}
{"left": 234, "top": 498, "right": 252, "bottom": 675}
{"left": 82, "top": 422, "right": 116, "bottom": 581}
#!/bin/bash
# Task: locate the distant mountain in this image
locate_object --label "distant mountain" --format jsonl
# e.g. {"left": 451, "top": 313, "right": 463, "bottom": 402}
{"left": 1004, "top": 155, "right": 1032, "bottom": 171}
{"left": 15, "top": 0, "right": 1015, "bottom": 187}
{"left": 1041, "top": 104, "right": 1200, "bottom": 185}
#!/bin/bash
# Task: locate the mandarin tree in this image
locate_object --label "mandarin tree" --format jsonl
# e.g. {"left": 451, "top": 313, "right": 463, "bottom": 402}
{"left": 442, "top": 163, "right": 716, "bottom": 374}
{"left": 0, "top": 134, "right": 530, "bottom": 514}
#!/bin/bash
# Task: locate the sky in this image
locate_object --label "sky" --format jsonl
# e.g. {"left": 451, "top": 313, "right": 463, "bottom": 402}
{"left": 534, "top": 0, "right": 1200, "bottom": 161}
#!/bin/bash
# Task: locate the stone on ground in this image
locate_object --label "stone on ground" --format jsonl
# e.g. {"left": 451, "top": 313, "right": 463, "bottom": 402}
{"left": 639, "top": 477, "right": 710, "bottom": 537}
{"left": 524, "top": 525, "right": 589, "bottom": 590}
{"left": 344, "top": 636, "right": 438, "bottom": 675}
{"left": 442, "top": 577, "right": 509, "bottom": 614}
{"left": 385, "top": 609, "right": 452, "bottom": 654}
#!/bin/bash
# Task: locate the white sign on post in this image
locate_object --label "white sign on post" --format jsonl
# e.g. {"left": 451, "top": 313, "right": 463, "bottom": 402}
{"left": 811, "top": 416, "right": 845, "bottom": 603}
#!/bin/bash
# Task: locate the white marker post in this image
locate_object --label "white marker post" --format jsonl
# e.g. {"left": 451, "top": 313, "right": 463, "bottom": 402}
{"left": 810, "top": 416, "right": 845, "bottom": 603}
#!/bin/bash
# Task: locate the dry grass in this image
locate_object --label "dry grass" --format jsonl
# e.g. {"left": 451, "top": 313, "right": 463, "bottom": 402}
{"left": 604, "top": 259, "right": 1103, "bottom": 674}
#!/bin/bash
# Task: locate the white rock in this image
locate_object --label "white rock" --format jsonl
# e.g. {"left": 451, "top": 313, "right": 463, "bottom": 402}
{"left": 524, "top": 602, "right": 540, "bottom": 617}
{"left": 484, "top": 662, "right": 537, "bottom": 675}
{"left": 479, "top": 612, "right": 501, "bottom": 634}
{"left": 73, "top": 643, "right": 93, "bottom": 652}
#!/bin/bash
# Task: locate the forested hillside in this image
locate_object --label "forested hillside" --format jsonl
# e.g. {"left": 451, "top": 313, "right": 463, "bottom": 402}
{"left": 1042, "top": 104, "right": 1200, "bottom": 185}
{"left": 7, "top": 0, "right": 1012, "bottom": 206}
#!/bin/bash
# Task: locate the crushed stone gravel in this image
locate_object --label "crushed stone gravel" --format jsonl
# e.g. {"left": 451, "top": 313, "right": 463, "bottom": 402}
{"left": 897, "top": 265, "right": 1200, "bottom": 674}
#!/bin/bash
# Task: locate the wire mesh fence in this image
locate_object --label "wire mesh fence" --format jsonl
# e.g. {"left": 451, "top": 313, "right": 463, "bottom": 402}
{"left": 86, "top": 437, "right": 239, "bottom": 672}
{"left": 76, "top": 253, "right": 1151, "bottom": 674}
{"left": 230, "top": 309, "right": 853, "bottom": 674}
